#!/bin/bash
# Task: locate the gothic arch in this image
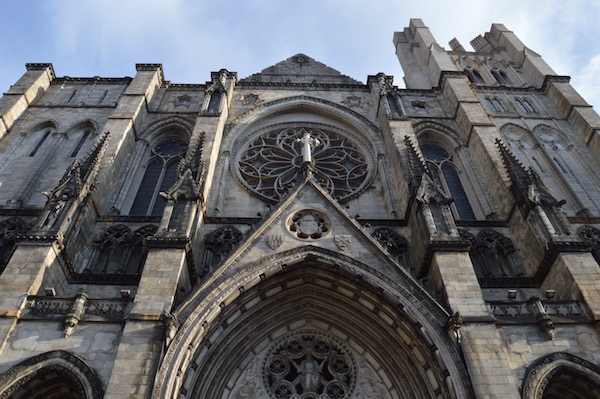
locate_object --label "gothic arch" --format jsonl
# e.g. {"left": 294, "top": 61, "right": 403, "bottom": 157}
{"left": 117, "top": 117, "right": 192, "bottom": 215}
{"left": 152, "top": 246, "right": 474, "bottom": 399}
{"left": 0, "top": 350, "right": 103, "bottom": 399}
{"left": 522, "top": 352, "right": 600, "bottom": 399}
{"left": 0, "top": 217, "right": 28, "bottom": 271}
{"left": 224, "top": 95, "right": 384, "bottom": 154}
{"left": 138, "top": 115, "right": 195, "bottom": 144}
{"left": 63, "top": 120, "right": 98, "bottom": 138}
{"left": 413, "top": 122, "right": 491, "bottom": 219}
{"left": 500, "top": 123, "right": 600, "bottom": 215}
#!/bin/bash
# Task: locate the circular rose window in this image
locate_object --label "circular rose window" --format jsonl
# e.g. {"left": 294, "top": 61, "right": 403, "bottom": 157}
{"left": 233, "top": 124, "right": 374, "bottom": 203}
{"left": 263, "top": 332, "right": 356, "bottom": 399}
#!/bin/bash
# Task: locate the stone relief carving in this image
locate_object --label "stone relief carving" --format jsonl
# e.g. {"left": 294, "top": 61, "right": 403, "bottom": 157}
{"left": 240, "top": 93, "right": 263, "bottom": 106}
{"left": 227, "top": 332, "right": 397, "bottom": 399}
{"left": 267, "top": 234, "right": 283, "bottom": 250}
{"left": 263, "top": 332, "right": 355, "bottom": 399}
{"left": 334, "top": 235, "right": 352, "bottom": 251}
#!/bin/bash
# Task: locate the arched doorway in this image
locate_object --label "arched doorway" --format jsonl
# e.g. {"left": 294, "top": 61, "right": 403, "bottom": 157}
{"left": 0, "top": 351, "right": 103, "bottom": 399}
{"left": 153, "top": 248, "right": 474, "bottom": 398}
{"left": 522, "top": 353, "right": 600, "bottom": 399}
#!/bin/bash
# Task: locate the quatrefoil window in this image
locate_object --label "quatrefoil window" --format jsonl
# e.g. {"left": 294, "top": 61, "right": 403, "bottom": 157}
{"left": 234, "top": 125, "right": 373, "bottom": 203}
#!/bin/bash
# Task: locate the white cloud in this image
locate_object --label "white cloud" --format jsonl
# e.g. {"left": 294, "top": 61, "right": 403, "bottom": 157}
{"left": 573, "top": 53, "right": 600, "bottom": 109}
{"left": 2, "top": 0, "right": 600, "bottom": 109}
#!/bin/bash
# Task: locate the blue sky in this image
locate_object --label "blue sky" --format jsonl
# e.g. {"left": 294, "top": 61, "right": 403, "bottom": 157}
{"left": 2, "top": 1, "right": 600, "bottom": 107}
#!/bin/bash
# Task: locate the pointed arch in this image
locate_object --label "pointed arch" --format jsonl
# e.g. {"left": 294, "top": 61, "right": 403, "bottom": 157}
{"left": 64, "top": 120, "right": 98, "bottom": 158}
{"left": 413, "top": 121, "right": 491, "bottom": 219}
{"left": 0, "top": 217, "right": 27, "bottom": 272}
{"left": 0, "top": 350, "right": 103, "bottom": 399}
{"left": 501, "top": 123, "right": 600, "bottom": 215}
{"left": 152, "top": 246, "right": 474, "bottom": 399}
{"left": 224, "top": 95, "right": 384, "bottom": 153}
{"left": 522, "top": 352, "right": 600, "bottom": 399}
{"left": 84, "top": 224, "right": 157, "bottom": 275}
{"left": 138, "top": 115, "right": 195, "bottom": 144}
{"left": 117, "top": 116, "right": 194, "bottom": 216}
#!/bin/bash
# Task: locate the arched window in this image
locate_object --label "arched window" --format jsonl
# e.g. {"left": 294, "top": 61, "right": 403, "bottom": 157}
{"left": 503, "top": 124, "right": 600, "bottom": 216}
{"left": 0, "top": 350, "right": 104, "bottom": 399}
{"left": 420, "top": 144, "right": 476, "bottom": 219}
{"left": 493, "top": 98, "right": 507, "bottom": 112}
{"left": 130, "top": 138, "right": 188, "bottom": 216}
{"left": 0, "top": 218, "right": 27, "bottom": 273}
{"left": 466, "top": 67, "right": 484, "bottom": 84}
{"left": 200, "top": 226, "right": 243, "bottom": 278}
{"left": 522, "top": 353, "right": 600, "bottom": 399}
{"left": 486, "top": 97, "right": 507, "bottom": 113}
{"left": 85, "top": 224, "right": 157, "bottom": 275}
{"left": 471, "top": 229, "right": 520, "bottom": 278}
{"left": 491, "top": 68, "right": 510, "bottom": 86}
{"left": 70, "top": 128, "right": 92, "bottom": 157}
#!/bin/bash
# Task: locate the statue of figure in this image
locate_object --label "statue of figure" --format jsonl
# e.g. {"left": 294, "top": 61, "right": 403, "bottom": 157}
{"left": 291, "top": 352, "right": 326, "bottom": 393}
{"left": 296, "top": 131, "right": 320, "bottom": 164}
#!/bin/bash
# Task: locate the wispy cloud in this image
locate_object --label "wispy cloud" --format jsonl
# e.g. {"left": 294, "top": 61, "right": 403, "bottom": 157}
{"left": 1, "top": 0, "right": 599, "bottom": 110}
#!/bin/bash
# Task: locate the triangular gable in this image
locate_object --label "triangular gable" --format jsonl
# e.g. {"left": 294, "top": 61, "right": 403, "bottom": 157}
{"left": 240, "top": 53, "right": 363, "bottom": 85}
{"left": 177, "top": 176, "right": 447, "bottom": 320}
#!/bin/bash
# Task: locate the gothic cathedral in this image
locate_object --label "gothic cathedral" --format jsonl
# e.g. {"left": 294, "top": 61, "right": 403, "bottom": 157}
{"left": 0, "top": 18, "right": 599, "bottom": 399}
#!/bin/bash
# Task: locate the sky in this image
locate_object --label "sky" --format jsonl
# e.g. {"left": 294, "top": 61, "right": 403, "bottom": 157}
{"left": 2, "top": 1, "right": 600, "bottom": 107}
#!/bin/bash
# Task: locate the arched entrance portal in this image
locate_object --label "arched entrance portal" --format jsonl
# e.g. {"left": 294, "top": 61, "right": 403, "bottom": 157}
{"left": 155, "top": 249, "right": 474, "bottom": 398}
{"left": 522, "top": 353, "right": 600, "bottom": 399}
{"left": 0, "top": 350, "right": 103, "bottom": 399}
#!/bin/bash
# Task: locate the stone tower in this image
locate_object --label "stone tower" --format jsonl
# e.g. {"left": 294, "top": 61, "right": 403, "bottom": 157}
{"left": 0, "top": 18, "right": 599, "bottom": 398}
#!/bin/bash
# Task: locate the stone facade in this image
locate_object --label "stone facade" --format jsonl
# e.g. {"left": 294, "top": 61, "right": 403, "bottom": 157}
{"left": 0, "top": 18, "right": 599, "bottom": 398}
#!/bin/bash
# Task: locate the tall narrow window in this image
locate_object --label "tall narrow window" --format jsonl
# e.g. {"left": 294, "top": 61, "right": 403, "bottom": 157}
{"left": 516, "top": 99, "right": 528, "bottom": 113}
{"left": 66, "top": 89, "right": 77, "bottom": 103}
{"left": 493, "top": 98, "right": 506, "bottom": 112}
{"left": 207, "top": 91, "right": 222, "bottom": 113}
{"left": 29, "top": 130, "right": 51, "bottom": 156}
{"left": 523, "top": 98, "right": 536, "bottom": 113}
{"left": 387, "top": 95, "right": 401, "bottom": 116}
{"left": 70, "top": 129, "right": 91, "bottom": 157}
{"left": 421, "top": 144, "right": 476, "bottom": 219}
{"left": 130, "top": 138, "right": 188, "bottom": 216}
{"left": 98, "top": 89, "right": 109, "bottom": 104}
{"left": 491, "top": 68, "right": 510, "bottom": 86}
{"left": 466, "top": 68, "right": 484, "bottom": 84}
{"left": 486, "top": 98, "right": 498, "bottom": 112}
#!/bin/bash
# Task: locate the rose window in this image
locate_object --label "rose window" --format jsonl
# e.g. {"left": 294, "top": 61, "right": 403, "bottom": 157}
{"left": 263, "top": 332, "right": 355, "bottom": 399}
{"left": 234, "top": 126, "right": 373, "bottom": 203}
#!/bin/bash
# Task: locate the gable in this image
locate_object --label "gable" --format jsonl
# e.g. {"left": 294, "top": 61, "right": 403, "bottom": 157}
{"left": 240, "top": 53, "right": 363, "bottom": 85}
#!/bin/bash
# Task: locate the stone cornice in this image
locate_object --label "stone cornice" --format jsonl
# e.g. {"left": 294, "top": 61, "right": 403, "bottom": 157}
{"left": 51, "top": 77, "right": 132, "bottom": 85}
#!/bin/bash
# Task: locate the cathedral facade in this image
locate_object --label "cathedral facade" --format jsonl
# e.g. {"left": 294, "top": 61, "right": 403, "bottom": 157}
{"left": 0, "top": 18, "right": 600, "bottom": 398}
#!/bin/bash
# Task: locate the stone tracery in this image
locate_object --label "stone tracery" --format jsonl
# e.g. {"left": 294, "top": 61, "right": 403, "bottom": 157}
{"left": 263, "top": 332, "right": 355, "bottom": 399}
{"left": 235, "top": 126, "right": 372, "bottom": 203}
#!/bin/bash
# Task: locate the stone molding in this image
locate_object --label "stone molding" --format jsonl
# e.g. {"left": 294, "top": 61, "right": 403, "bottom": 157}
{"left": 0, "top": 350, "right": 103, "bottom": 399}
{"left": 522, "top": 352, "right": 600, "bottom": 399}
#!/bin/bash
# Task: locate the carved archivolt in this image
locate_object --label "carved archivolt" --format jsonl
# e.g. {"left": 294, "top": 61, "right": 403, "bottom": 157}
{"left": 0, "top": 350, "right": 103, "bottom": 399}
{"left": 522, "top": 352, "right": 600, "bottom": 399}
